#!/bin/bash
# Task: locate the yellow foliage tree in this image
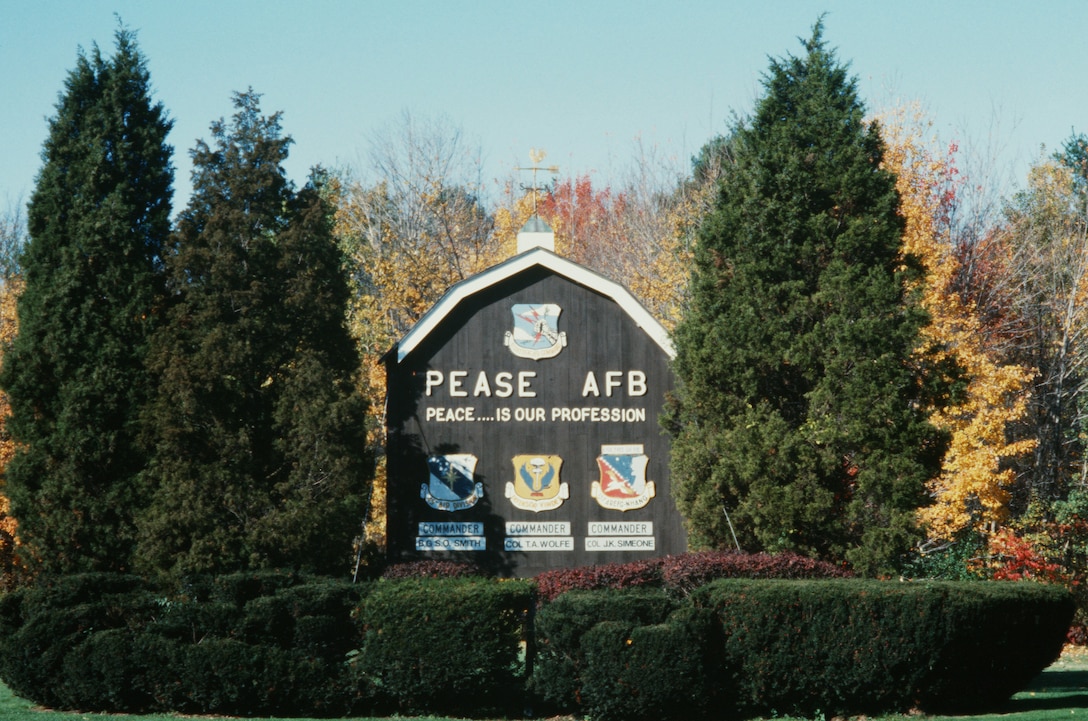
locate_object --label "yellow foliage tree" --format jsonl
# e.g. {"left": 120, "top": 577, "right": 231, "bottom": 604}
{"left": 334, "top": 147, "right": 508, "bottom": 554}
{"left": 491, "top": 183, "right": 537, "bottom": 259}
{"left": 881, "top": 107, "right": 1034, "bottom": 541}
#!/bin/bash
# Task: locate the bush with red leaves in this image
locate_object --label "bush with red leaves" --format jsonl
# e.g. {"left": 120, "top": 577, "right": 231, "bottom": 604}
{"left": 380, "top": 560, "right": 486, "bottom": 580}
{"left": 533, "top": 551, "right": 852, "bottom": 601}
{"left": 534, "top": 558, "right": 664, "bottom": 601}
{"left": 662, "top": 551, "right": 852, "bottom": 596}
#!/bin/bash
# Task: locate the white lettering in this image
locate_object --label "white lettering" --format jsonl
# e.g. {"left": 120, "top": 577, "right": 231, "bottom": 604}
{"left": 582, "top": 371, "right": 600, "bottom": 397}
{"left": 585, "top": 536, "right": 656, "bottom": 551}
{"left": 424, "top": 407, "right": 476, "bottom": 422}
{"left": 514, "top": 407, "right": 546, "bottom": 422}
{"left": 518, "top": 371, "right": 537, "bottom": 397}
{"left": 494, "top": 372, "right": 514, "bottom": 398}
{"left": 473, "top": 371, "right": 492, "bottom": 397}
{"left": 504, "top": 537, "right": 575, "bottom": 552}
{"left": 605, "top": 371, "right": 623, "bottom": 397}
{"left": 425, "top": 370, "right": 443, "bottom": 397}
{"left": 449, "top": 371, "right": 468, "bottom": 397}
{"left": 417, "top": 536, "right": 487, "bottom": 552}
{"left": 549, "top": 407, "right": 646, "bottom": 423}
{"left": 427, "top": 369, "right": 645, "bottom": 400}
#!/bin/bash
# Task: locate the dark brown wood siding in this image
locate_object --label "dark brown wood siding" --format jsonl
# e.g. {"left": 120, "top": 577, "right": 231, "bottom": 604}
{"left": 386, "top": 267, "right": 685, "bottom": 577}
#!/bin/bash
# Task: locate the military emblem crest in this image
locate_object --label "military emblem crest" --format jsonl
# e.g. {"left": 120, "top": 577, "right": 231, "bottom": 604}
{"left": 504, "top": 303, "right": 567, "bottom": 359}
{"left": 506, "top": 454, "right": 568, "bottom": 512}
{"left": 423, "top": 454, "right": 484, "bottom": 511}
{"left": 590, "top": 444, "right": 656, "bottom": 511}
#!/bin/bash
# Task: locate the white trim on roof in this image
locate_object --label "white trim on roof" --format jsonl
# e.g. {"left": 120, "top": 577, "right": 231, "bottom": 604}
{"left": 393, "top": 247, "right": 676, "bottom": 363}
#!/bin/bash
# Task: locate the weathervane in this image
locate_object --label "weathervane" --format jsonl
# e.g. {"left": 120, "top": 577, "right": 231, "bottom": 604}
{"left": 516, "top": 148, "right": 559, "bottom": 214}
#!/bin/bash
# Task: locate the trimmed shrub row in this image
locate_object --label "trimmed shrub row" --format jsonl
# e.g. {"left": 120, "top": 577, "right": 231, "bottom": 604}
{"left": 530, "top": 588, "right": 728, "bottom": 721}
{"left": 0, "top": 571, "right": 367, "bottom": 716}
{"left": 532, "top": 578, "right": 1073, "bottom": 721}
{"left": 530, "top": 587, "right": 681, "bottom": 712}
{"left": 353, "top": 577, "right": 534, "bottom": 716}
{"left": 0, "top": 566, "right": 1073, "bottom": 719}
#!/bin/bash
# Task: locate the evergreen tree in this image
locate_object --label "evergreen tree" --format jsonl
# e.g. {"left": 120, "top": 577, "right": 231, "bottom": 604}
{"left": 136, "top": 91, "right": 371, "bottom": 577}
{"left": 0, "top": 28, "right": 172, "bottom": 573}
{"left": 666, "top": 22, "right": 950, "bottom": 576}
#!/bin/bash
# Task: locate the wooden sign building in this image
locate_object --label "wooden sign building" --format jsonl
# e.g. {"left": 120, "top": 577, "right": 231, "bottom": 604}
{"left": 384, "top": 239, "right": 686, "bottom": 577}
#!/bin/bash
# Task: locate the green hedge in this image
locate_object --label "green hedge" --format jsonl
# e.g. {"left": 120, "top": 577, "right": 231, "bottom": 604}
{"left": 689, "top": 578, "right": 1074, "bottom": 717}
{"left": 352, "top": 577, "right": 534, "bottom": 716}
{"left": 0, "top": 572, "right": 1073, "bottom": 719}
{"left": 913, "top": 580, "right": 1077, "bottom": 712}
{"left": 154, "top": 573, "right": 367, "bottom": 716}
{"left": 0, "top": 572, "right": 370, "bottom": 716}
{"left": 578, "top": 606, "right": 724, "bottom": 721}
{"left": 0, "top": 573, "right": 159, "bottom": 711}
{"left": 529, "top": 587, "right": 679, "bottom": 713}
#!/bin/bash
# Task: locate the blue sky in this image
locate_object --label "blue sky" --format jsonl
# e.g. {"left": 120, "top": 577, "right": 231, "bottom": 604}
{"left": 3, "top": 1, "right": 1087, "bottom": 215}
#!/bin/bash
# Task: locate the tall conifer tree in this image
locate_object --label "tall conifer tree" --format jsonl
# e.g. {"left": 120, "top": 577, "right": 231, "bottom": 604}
{"left": 0, "top": 28, "right": 172, "bottom": 573}
{"left": 136, "top": 91, "right": 371, "bottom": 577}
{"left": 666, "top": 22, "right": 950, "bottom": 575}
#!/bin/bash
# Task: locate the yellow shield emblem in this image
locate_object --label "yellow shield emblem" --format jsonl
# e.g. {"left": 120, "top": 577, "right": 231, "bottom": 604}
{"left": 505, "top": 455, "right": 568, "bottom": 512}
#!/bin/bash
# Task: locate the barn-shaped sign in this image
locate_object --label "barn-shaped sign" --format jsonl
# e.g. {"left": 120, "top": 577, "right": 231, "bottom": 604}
{"left": 384, "top": 245, "right": 686, "bottom": 577}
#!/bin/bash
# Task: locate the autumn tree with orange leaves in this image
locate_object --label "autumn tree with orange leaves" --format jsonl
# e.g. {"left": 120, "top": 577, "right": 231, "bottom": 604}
{"left": 497, "top": 148, "right": 700, "bottom": 332}
{"left": 537, "top": 157, "right": 699, "bottom": 331}
{"left": 0, "top": 203, "right": 26, "bottom": 588}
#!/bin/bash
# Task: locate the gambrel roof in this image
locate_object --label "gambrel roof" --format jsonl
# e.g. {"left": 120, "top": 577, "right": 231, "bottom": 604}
{"left": 390, "top": 247, "right": 675, "bottom": 363}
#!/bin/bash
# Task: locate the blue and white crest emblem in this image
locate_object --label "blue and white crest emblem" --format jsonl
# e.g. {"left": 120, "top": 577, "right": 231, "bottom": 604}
{"left": 591, "top": 444, "right": 656, "bottom": 511}
{"left": 504, "top": 303, "right": 567, "bottom": 359}
{"left": 423, "top": 454, "right": 484, "bottom": 511}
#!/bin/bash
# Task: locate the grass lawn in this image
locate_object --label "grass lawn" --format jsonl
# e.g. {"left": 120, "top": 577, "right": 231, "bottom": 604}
{"left": 766, "top": 645, "right": 1088, "bottom": 721}
{"left": 2, "top": 647, "right": 1086, "bottom": 721}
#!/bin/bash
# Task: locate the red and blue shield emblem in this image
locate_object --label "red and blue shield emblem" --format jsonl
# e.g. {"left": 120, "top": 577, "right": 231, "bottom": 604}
{"left": 591, "top": 444, "right": 656, "bottom": 511}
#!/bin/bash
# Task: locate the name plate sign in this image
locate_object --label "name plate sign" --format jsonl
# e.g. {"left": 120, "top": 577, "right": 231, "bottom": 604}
{"left": 417, "top": 521, "right": 486, "bottom": 552}
{"left": 419, "top": 522, "right": 483, "bottom": 536}
{"left": 417, "top": 536, "right": 487, "bottom": 551}
{"left": 585, "top": 537, "right": 656, "bottom": 551}
{"left": 585, "top": 521, "right": 655, "bottom": 552}
{"left": 506, "top": 521, "right": 570, "bottom": 536}
{"left": 504, "top": 521, "right": 573, "bottom": 552}
{"left": 505, "top": 537, "right": 575, "bottom": 551}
